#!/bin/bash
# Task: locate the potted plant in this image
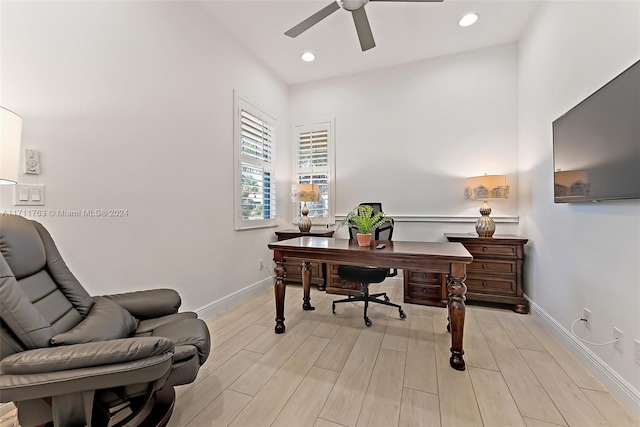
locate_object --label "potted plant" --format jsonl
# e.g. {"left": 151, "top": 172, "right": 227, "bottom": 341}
{"left": 339, "top": 204, "right": 393, "bottom": 246}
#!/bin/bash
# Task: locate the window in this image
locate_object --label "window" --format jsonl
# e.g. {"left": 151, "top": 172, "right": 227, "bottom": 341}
{"left": 292, "top": 120, "right": 335, "bottom": 225}
{"left": 234, "top": 96, "right": 277, "bottom": 230}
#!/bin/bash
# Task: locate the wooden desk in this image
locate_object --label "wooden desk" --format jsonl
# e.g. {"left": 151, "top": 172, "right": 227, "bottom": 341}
{"left": 268, "top": 237, "right": 473, "bottom": 371}
{"left": 275, "top": 229, "right": 335, "bottom": 290}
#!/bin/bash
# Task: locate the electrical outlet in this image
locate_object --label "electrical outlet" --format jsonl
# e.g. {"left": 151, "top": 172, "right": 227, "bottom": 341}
{"left": 634, "top": 339, "right": 640, "bottom": 365}
{"left": 583, "top": 308, "right": 591, "bottom": 329}
{"left": 258, "top": 259, "right": 264, "bottom": 270}
{"left": 613, "top": 327, "right": 623, "bottom": 352}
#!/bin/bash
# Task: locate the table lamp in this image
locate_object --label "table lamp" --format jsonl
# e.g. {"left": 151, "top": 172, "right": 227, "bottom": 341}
{"left": 291, "top": 183, "right": 320, "bottom": 232}
{"left": 0, "top": 107, "right": 22, "bottom": 185}
{"left": 464, "top": 174, "right": 509, "bottom": 238}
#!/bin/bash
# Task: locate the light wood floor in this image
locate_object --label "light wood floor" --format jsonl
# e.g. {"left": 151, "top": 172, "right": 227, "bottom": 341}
{"left": 168, "top": 283, "right": 639, "bottom": 427}
{"left": 2, "top": 283, "right": 638, "bottom": 427}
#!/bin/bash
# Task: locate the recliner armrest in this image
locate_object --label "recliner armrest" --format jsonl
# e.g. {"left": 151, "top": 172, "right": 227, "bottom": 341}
{"left": 102, "top": 288, "right": 181, "bottom": 319}
{"left": 0, "top": 347, "right": 174, "bottom": 403}
{"left": 1, "top": 336, "right": 173, "bottom": 375}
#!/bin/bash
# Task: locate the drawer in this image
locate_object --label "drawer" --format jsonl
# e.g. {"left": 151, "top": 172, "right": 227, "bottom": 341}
{"left": 407, "top": 283, "right": 442, "bottom": 300}
{"left": 467, "top": 260, "right": 516, "bottom": 275}
{"left": 466, "top": 277, "right": 516, "bottom": 295}
{"left": 464, "top": 243, "right": 517, "bottom": 257}
{"left": 326, "top": 276, "right": 360, "bottom": 294}
{"left": 326, "top": 263, "right": 360, "bottom": 292}
{"left": 405, "top": 270, "right": 442, "bottom": 285}
{"left": 285, "top": 259, "right": 320, "bottom": 277}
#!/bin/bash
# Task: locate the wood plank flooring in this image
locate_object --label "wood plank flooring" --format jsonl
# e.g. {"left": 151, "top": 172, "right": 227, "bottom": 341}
{"left": 1, "top": 282, "right": 637, "bottom": 427}
{"left": 168, "top": 283, "right": 639, "bottom": 427}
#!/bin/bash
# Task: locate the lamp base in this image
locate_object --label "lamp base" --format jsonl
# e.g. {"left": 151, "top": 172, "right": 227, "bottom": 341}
{"left": 298, "top": 202, "right": 312, "bottom": 232}
{"left": 298, "top": 215, "right": 312, "bottom": 232}
{"left": 475, "top": 199, "right": 495, "bottom": 238}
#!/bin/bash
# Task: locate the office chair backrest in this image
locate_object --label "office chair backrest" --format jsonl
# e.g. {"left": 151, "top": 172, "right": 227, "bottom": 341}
{"left": 361, "top": 202, "right": 382, "bottom": 215}
{"left": 346, "top": 202, "right": 394, "bottom": 241}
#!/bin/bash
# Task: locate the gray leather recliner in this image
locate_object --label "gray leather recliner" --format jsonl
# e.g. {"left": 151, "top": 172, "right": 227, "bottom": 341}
{"left": 0, "top": 214, "right": 211, "bottom": 427}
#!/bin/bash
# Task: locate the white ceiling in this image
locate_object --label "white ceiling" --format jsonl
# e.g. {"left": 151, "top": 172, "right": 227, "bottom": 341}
{"left": 198, "top": 0, "right": 541, "bottom": 86}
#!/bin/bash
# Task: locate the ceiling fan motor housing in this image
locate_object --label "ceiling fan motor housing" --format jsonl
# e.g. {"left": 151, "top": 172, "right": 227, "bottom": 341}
{"left": 337, "top": 0, "right": 369, "bottom": 11}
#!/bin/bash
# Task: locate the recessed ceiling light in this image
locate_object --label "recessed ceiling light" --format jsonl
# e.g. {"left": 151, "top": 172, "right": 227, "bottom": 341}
{"left": 301, "top": 52, "right": 316, "bottom": 62}
{"left": 458, "top": 13, "right": 479, "bottom": 27}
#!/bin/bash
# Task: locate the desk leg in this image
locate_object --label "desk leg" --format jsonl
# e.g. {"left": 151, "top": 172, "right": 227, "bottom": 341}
{"left": 274, "top": 259, "right": 286, "bottom": 334}
{"left": 302, "top": 261, "right": 315, "bottom": 311}
{"left": 447, "top": 263, "right": 467, "bottom": 371}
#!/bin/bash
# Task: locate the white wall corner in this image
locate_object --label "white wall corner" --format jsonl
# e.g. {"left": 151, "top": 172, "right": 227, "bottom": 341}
{"left": 527, "top": 296, "right": 640, "bottom": 417}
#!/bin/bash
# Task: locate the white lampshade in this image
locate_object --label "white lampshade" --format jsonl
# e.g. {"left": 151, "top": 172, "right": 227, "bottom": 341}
{"left": 0, "top": 107, "right": 22, "bottom": 185}
{"left": 291, "top": 183, "right": 320, "bottom": 203}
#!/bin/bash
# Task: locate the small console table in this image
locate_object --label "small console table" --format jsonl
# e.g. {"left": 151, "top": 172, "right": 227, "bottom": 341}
{"left": 274, "top": 229, "right": 334, "bottom": 290}
{"left": 445, "top": 233, "right": 529, "bottom": 313}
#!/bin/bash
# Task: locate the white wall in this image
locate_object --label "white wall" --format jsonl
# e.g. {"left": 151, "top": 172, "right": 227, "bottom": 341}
{"left": 0, "top": 1, "right": 289, "bottom": 312}
{"left": 290, "top": 43, "right": 521, "bottom": 241}
{"left": 518, "top": 1, "right": 640, "bottom": 413}
{"left": 2, "top": 0, "right": 638, "bottom": 415}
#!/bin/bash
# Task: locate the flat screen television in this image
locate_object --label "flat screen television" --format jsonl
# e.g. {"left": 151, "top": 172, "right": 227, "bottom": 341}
{"left": 552, "top": 59, "right": 640, "bottom": 203}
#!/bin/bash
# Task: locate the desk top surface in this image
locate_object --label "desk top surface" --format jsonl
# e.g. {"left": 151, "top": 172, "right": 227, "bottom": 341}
{"left": 269, "top": 237, "right": 472, "bottom": 263}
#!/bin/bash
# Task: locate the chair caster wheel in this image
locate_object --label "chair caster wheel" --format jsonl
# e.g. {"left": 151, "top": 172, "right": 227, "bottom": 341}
{"left": 384, "top": 295, "right": 390, "bottom": 302}
{"left": 332, "top": 303, "right": 336, "bottom": 314}
{"left": 365, "top": 317, "right": 372, "bottom": 327}
{"left": 399, "top": 310, "right": 406, "bottom": 319}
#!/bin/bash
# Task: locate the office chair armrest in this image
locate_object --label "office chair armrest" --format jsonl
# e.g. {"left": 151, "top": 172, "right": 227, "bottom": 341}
{"left": 102, "top": 288, "right": 181, "bottom": 319}
{"left": 0, "top": 336, "right": 173, "bottom": 375}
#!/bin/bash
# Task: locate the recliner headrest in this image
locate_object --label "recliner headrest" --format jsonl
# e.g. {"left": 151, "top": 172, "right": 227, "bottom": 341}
{"left": 0, "top": 215, "right": 47, "bottom": 280}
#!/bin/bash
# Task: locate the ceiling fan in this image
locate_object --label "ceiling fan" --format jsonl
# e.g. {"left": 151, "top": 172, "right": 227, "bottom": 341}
{"left": 284, "top": 0, "right": 444, "bottom": 52}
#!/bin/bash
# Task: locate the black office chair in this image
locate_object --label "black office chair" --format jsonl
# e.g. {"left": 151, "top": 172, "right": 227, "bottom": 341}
{"left": 332, "top": 203, "right": 406, "bottom": 327}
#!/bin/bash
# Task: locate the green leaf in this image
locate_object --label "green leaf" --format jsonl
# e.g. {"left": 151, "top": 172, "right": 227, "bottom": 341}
{"left": 338, "top": 204, "right": 393, "bottom": 234}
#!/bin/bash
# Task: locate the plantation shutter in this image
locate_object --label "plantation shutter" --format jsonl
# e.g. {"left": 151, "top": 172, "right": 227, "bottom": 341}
{"left": 235, "top": 96, "right": 277, "bottom": 229}
{"left": 293, "top": 121, "right": 334, "bottom": 224}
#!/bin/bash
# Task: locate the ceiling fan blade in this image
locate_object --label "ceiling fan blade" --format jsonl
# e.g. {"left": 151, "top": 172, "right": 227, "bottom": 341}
{"left": 285, "top": 2, "right": 341, "bottom": 38}
{"left": 352, "top": 8, "right": 376, "bottom": 51}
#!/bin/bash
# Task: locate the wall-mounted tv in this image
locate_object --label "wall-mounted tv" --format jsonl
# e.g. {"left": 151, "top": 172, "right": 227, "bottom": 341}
{"left": 552, "top": 59, "right": 639, "bottom": 203}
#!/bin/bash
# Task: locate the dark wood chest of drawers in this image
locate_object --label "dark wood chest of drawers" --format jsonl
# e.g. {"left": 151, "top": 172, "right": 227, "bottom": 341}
{"left": 445, "top": 233, "right": 529, "bottom": 313}
{"left": 275, "top": 229, "right": 334, "bottom": 290}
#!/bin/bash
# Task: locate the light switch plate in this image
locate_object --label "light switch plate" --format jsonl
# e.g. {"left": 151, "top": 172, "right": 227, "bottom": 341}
{"left": 14, "top": 184, "right": 45, "bottom": 206}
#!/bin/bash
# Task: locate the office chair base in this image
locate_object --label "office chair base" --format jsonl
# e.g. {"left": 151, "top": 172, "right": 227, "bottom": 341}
{"left": 332, "top": 287, "right": 406, "bottom": 327}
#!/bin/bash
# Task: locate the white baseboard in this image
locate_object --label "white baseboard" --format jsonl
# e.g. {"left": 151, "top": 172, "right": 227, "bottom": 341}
{"left": 194, "top": 273, "right": 404, "bottom": 321}
{"left": 194, "top": 276, "right": 273, "bottom": 320}
{"left": 528, "top": 297, "right": 640, "bottom": 417}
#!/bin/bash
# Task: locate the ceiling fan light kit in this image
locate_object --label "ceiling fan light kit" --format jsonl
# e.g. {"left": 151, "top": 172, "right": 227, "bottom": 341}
{"left": 338, "top": 0, "right": 369, "bottom": 11}
{"left": 285, "top": 0, "right": 444, "bottom": 52}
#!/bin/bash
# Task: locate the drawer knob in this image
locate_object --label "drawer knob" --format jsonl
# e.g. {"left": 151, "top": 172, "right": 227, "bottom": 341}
{"left": 482, "top": 281, "right": 488, "bottom": 288}
{"left": 421, "top": 272, "right": 427, "bottom": 279}
{"left": 482, "top": 263, "right": 488, "bottom": 270}
{"left": 421, "top": 288, "right": 427, "bottom": 293}
{"left": 482, "top": 246, "right": 488, "bottom": 252}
